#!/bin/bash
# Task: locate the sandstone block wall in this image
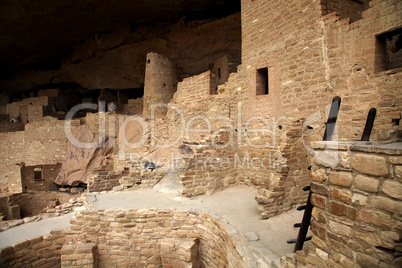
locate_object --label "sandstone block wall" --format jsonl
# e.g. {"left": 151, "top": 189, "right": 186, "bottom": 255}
{"left": 143, "top": 52, "right": 179, "bottom": 117}
{"left": 6, "top": 96, "right": 49, "bottom": 124}
{"left": 24, "top": 120, "right": 79, "bottom": 165}
{"left": 87, "top": 169, "right": 120, "bottom": 193}
{"left": 0, "top": 230, "right": 65, "bottom": 267}
{"left": 8, "top": 191, "right": 76, "bottom": 219}
{"left": 0, "top": 120, "right": 80, "bottom": 193}
{"left": 320, "top": 0, "right": 402, "bottom": 142}
{"left": 0, "top": 120, "right": 24, "bottom": 133}
{"left": 0, "top": 209, "right": 250, "bottom": 267}
{"left": 27, "top": 105, "right": 43, "bottom": 123}
{"left": 239, "top": 0, "right": 329, "bottom": 217}
{"left": 160, "top": 238, "right": 200, "bottom": 268}
{"left": 0, "top": 194, "right": 8, "bottom": 220}
{"left": 238, "top": 0, "right": 402, "bottom": 218}
{"left": 211, "top": 54, "right": 239, "bottom": 94}
{"left": 6, "top": 102, "right": 21, "bottom": 120}
{"left": 320, "top": 0, "right": 370, "bottom": 22}
{"left": 0, "top": 131, "right": 25, "bottom": 193}
{"left": 116, "top": 98, "right": 143, "bottom": 115}
{"left": 20, "top": 163, "right": 61, "bottom": 193}
{"left": 293, "top": 141, "right": 402, "bottom": 267}
{"left": 0, "top": 194, "right": 21, "bottom": 221}
{"left": 66, "top": 209, "right": 245, "bottom": 267}
{"left": 178, "top": 135, "right": 238, "bottom": 197}
{"left": 164, "top": 70, "right": 246, "bottom": 197}
{"left": 61, "top": 243, "right": 98, "bottom": 268}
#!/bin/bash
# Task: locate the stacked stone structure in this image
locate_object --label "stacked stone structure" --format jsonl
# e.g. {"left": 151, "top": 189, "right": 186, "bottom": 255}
{"left": 0, "top": 0, "right": 401, "bottom": 267}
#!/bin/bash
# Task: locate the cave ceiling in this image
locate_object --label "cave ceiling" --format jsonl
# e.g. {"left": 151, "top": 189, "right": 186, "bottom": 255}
{"left": 0, "top": 0, "right": 239, "bottom": 77}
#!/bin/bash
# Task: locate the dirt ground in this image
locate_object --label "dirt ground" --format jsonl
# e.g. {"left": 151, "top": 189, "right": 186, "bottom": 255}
{"left": 0, "top": 185, "right": 310, "bottom": 257}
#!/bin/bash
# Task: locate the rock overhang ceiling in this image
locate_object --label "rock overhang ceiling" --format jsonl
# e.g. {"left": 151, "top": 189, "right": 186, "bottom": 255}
{"left": 0, "top": 0, "right": 240, "bottom": 76}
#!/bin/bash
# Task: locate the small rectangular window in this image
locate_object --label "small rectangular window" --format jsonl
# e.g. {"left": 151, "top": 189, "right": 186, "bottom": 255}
{"left": 256, "top": 67, "right": 269, "bottom": 95}
{"left": 34, "top": 168, "right": 43, "bottom": 181}
{"left": 375, "top": 28, "right": 402, "bottom": 73}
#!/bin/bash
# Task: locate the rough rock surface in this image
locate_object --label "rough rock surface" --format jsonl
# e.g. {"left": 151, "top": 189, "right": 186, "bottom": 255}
{"left": 55, "top": 125, "right": 113, "bottom": 186}
{"left": 0, "top": 0, "right": 239, "bottom": 75}
{"left": 1, "top": 13, "right": 241, "bottom": 91}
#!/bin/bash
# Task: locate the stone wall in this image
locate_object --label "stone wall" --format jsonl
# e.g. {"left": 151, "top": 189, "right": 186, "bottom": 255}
{"left": 0, "top": 117, "right": 24, "bottom": 133}
{"left": 160, "top": 238, "right": 200, "bottom": 268}
{"left": 320, "top": 0, "right": 402, "bottom": 142}
{"left": 61, "top": 239, "right": 199, "bottom": 268}
{"left": 0, "top": 229, "right": 65, "bottom": 267}
{"left": 292, "top": 141, "right": 402, "bottom": 267}
{"left": 0, "top": 131, "right": 25, "bottom": 193}
{"left": 20, "top": 163, "right": 61, "bottom": 193}
{"left": 24, "top": 120, "right": 80, "bottom": 165}
{"left": 0, "top": 209, "right": 249, "bottom": 268}
{"left": 237, "top": 0, "right": 402, "bottom": 218}
{"left": 0, "top": 194, "right": 20, "bottom": 221}
{"left": 0, "top": 120, "right": 80, "bottom": 193}
{"left": 166, "top": 70, "right": 242, "bottom": 197}
{"left": 239, "top": 0, "right": 327, "bottom": 217}
{"left": 66, "top": 209, "right": 246, "bottom": 267}
{"left": 143, "top": 53, "right": 179, "bottom": 117}
{"left": 61, "top": 243, "right": 98, "bottom": 268}
{"left": 6, "top": 96, "right": 49, "bottom": 124}
{"left": 116, "top": 98, "right": 143, "bottom": 115}
{"left": 87, "top": 168, "right": 120, "bottom": 193}
{"left": 320, "top": 0, "right": 370, "bottom": 22}
{"left": 0, "top": 0, "right": 400, "bottom": 226}
{"left": 178, "top": 135, "right": 238, "bottom": 197}
{"left": 8, "top": 191, "right": 75, "bottom": 218}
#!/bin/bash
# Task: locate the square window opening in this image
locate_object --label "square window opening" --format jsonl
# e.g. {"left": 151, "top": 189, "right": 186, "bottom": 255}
{"left": 375, "top": 28, "right": 402, "bottom": 73}
{"left": 256, "top": 67, "right": 269, "bottom": 95}
{"left": 34, "top": 168, "right": 43, "bottom": 181}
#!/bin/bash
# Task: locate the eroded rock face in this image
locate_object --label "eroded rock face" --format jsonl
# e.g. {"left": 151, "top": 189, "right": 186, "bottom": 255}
{"left": 0, "top": 0, "right": 239, "bottom": 73}
{"left": 55, "top": 125, "right": 114, "bottom": 186}
{"left": 0, "top": 10, "right": 241, "bottom": 92}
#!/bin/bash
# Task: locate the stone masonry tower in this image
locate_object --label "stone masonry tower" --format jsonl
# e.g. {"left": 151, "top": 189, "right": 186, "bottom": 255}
{"left": 143, "top": 52, "right": 179, "bottom": 117}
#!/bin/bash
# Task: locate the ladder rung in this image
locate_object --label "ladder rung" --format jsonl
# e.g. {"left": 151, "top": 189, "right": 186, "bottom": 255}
{"left": 287, "top": 239, "right": 296, "bottom": 244}
{"left": 303, "top": 186, "right": 311, "bottom": 191}
{"left": 297, "top": 205, "right": 306, "bottom": 211}
{"left": 294, "top": 223, "right": 302, "bottom": 228}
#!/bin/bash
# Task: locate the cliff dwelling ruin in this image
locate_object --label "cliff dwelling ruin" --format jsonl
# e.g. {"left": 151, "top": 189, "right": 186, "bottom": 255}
{"left": 0, "top": 0, "right": 401, "bottom": 267}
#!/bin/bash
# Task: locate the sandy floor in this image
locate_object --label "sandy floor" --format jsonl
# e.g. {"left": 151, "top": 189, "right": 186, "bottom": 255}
{"left": 89, "top": 185, "right": 307, "bottom": 256}
{"left": 0, "top": 185, "right": 309, "bottom": 257}
{"left": 0, "top": 213, "right": 72, "bottom": 248}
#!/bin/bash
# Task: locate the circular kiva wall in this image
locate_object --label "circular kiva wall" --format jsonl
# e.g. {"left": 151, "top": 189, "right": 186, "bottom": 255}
{"left": 0, "top": 209, "right": 249, "bottom": 267}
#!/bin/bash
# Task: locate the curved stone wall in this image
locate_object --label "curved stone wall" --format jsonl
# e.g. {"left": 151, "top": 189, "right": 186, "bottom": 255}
{"left": 0, "top": 209, "right": 254, "bottom": 267}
